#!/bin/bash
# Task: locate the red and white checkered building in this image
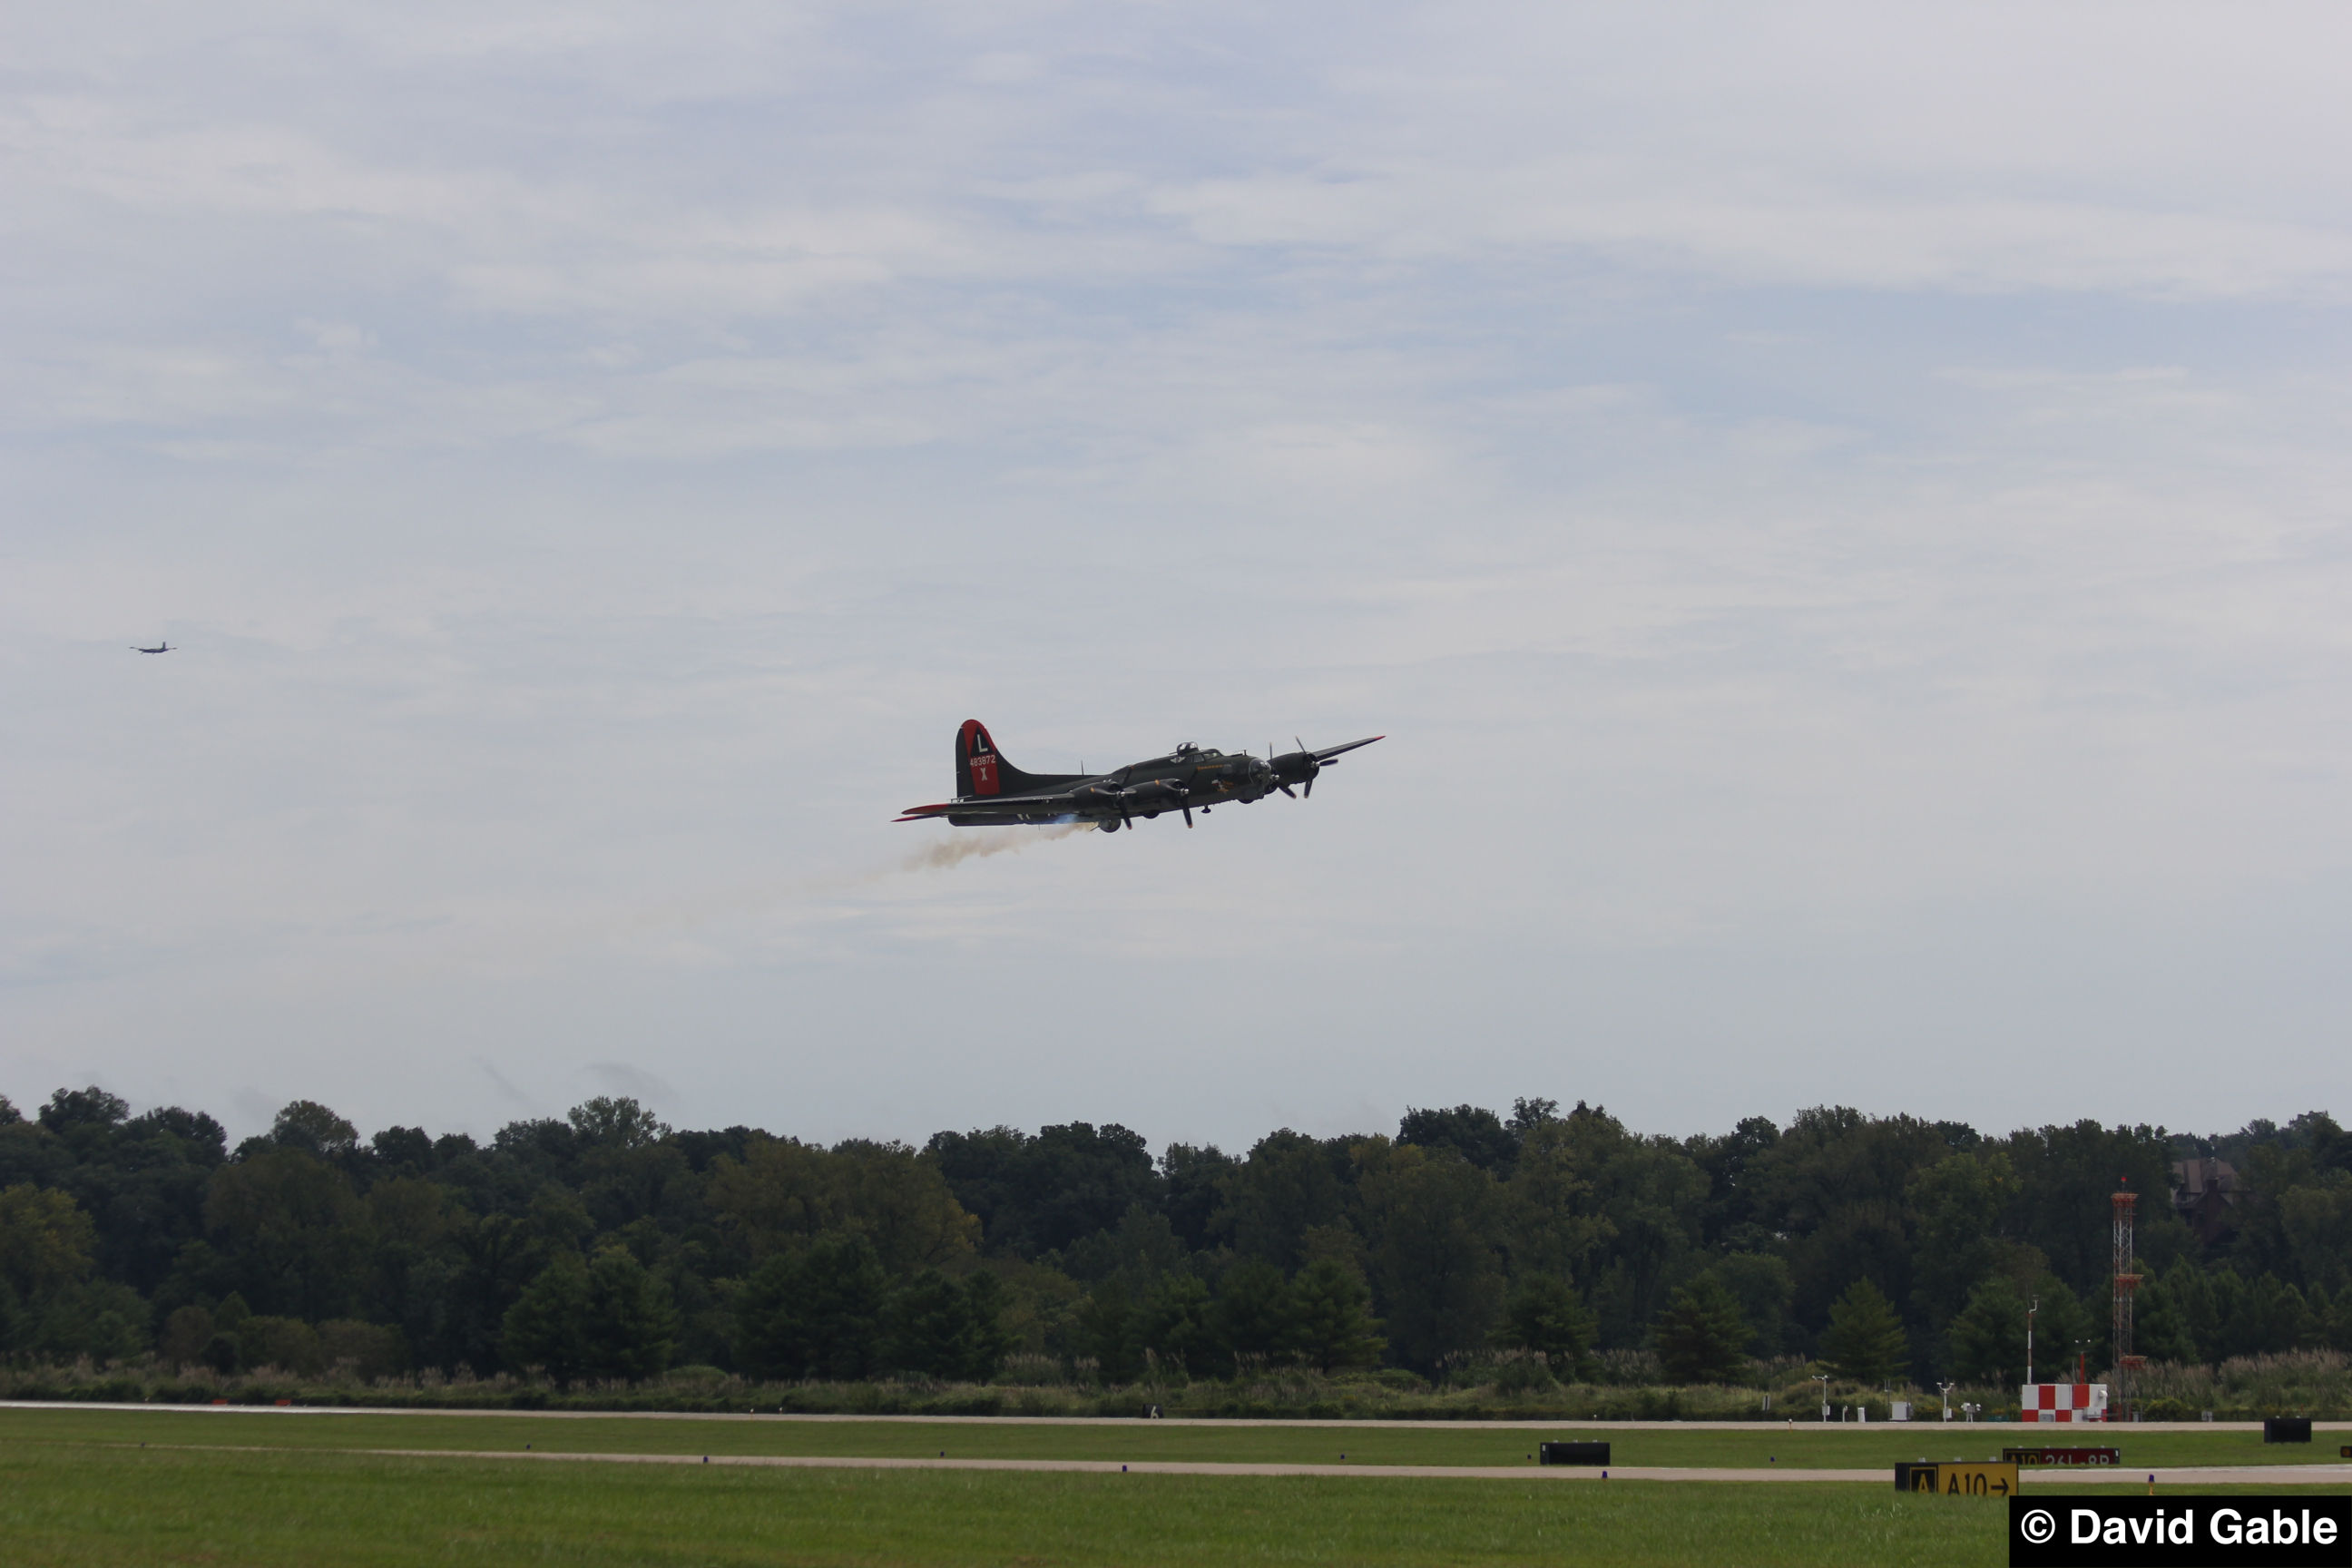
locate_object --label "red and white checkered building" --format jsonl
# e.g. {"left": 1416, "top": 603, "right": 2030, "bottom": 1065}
{"left": 2019, "top": 1383, "right": 2109, "bottom": 1423}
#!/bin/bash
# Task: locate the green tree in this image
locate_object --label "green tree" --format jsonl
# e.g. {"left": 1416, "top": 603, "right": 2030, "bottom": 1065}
{"left": 1500, "top": 1118, "right": 1612, "bottom": 1286}
{"left": 1134, "top": 1272, "right": 1216, "bottom": 1373}
{"left": 1818, "top": 1279, "right": 1908, "bottom": 1385}
{"left": 731, "top": 1232, "right": 887, "bottom": 1380}
{"left": 1654, "top": 1276, "right": 1751, "bottom": 1383}
{"left": 922, "top": 1122, "right": 1161, "bottom": 1260}
{"left": 1161, "top": 1143, "right": 1238, "bottom": 1252}
{"left": 708, "top": 1137, "right": 978, "bottom": 1274}
{"left": 1211, "top": 1258, "right": 1293, "bottom": 1365}
{"left": 1686, "top": 1114, "right": 1781, "bottom": 1250}
{"left": 887, "top": 1270, "right": 970, "bottom": 1379}
{"left": 2002, "top": 1122, "right": 2187, "bottom": 1291}
{"left": 1492, "top": 1274, "right": 1597, "bottom": 1379}
{"left": 2131, "top": 1266, "right": 2199, "bottom": 1365}
{"left": 203, "top": 1146, "right": 364, "bottom": 1320}
{"left": 270, "top": 1101, "right": 358, "bottom": 1161}
{"left": 32, "top": 1279, "right": 149, "bottom": 1361}
{"left": 159, "top": 1304, "right": 216, "bottom": 1366}
{"left": 2221, "top": 1272, "right": 2313, "bottom": 1358}
{"left": 1355, "top": 1139, "right": 1504, "bottom": 1370}
{"left": 2313, "top": 1284, "right": 2352, "bottom": 1354}
{"left": 2278, "top": 1171, "right": 2352, "bottom": 1298}
{"left": 1055, "top": 1201, "right": 1189, "bottom": 1288}
{"left": 3, "top": 1096, "right": 227, "bottom": 1298}
{"left": 0, "top": 1182, "right": 97, "bottom": 1299}
{"left": 201, "top": 1307, "right": 260, "bottom": 1371}
{"left": 317, "top": 1318, "right": 408, "bottom": 1380}
{"left": 1905, "top": 1152, "right": 2017, "bottom": 1330}
{"left": 568, "top": 1097, "right": 667, "bottom": 1151}
{"left": 2022, "top": 1276, "right": 2095, "bottom": 1381}
{"left": 1074, "top": 1278, "right": 1142, "bottom": 1381}
{"left": 958, "top": 1270, "right": 1015, "bottom": 1379}
{"left": 501, "top": 1251, "right": 591, "bottom": 1383}
{"left": 1563, "top": 1111, "right": 1708, "bottom": 1346}
{"left": 362, "top": 1175, "right": 464, "bottom": 1367}
{"left": 580, "top": 1244, "right": 677, "bottom": 1381}
{"left": 1212, "top": 1130, "right": 1356, "bottom": 1273}
{"left": 233, "top": 1314, "right": 325, "bottom": 1376}
{"left": 443, "top": 1210, "right": 542, "bottom": 1376}
{"left": 1704, "top": 1252, "right": 1795, "bottom": 1357}
{"left": 2163, "top": 1258, "right": 2226, "bottom": 1364}
{"left": 1396, "top": 1104, "right": 1518, "bottom": 1174}
{"left": 1747, "top": 1108, "right": 1957, "bottom": 1341}
{"left": 1947, "top": 1275, "right": 2028, "bottom": 1387}
{"left": 35, "top": 1086, "right": 132, "bottom": 1160}
{"left": 1287, "top": 1258, "right": 1386, "bottom": 1373}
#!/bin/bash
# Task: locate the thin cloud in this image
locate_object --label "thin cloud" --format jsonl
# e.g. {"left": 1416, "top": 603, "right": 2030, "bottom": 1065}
{"left": 4, "top": 1, "right": 2349, "bottom": 1148}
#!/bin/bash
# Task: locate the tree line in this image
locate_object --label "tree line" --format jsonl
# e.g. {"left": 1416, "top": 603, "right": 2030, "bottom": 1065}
{"left": 3, "top": 1088, "right": 2348, "bottom": 1391}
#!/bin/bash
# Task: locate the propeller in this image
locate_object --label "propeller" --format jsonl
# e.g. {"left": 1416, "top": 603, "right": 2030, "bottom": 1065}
{"left": 1270, "top": 743, "right": 1296, "bottom": 798}
{"left": 1088, "top": 777, "right": 1193, "bottom": 828}
{"left": 1122, "top": 780, "right": 1192, "bottom": 827}
{"left": 1075, "top": 778, "right": 1137, "bottom": 831}
{"left": 1270, "top": 737, "right": 1324, "bottom": 799}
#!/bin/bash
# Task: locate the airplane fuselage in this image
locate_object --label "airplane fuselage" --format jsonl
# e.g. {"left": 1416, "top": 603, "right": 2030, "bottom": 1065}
{"left": 899, "top": 720, "right": 1381, "bottom": 831}
{"left": 946, "top": 747, "right": 1272, "bottom": 827}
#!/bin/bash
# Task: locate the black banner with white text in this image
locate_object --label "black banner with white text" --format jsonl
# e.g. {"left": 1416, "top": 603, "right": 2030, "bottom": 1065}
{"left": 2010, "top": 1496, "right": 2350, "bottom": 1567}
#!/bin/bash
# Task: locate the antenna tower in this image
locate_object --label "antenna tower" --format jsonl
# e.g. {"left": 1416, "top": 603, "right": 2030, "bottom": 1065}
{"left": 2112, "top": 1181, "right": 2144, "bottom": 1419}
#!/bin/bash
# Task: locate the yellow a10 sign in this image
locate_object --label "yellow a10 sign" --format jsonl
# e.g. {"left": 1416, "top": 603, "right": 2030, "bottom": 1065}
{"left": 1895, "top": 1462, "right": 2020, "bottom": 1497}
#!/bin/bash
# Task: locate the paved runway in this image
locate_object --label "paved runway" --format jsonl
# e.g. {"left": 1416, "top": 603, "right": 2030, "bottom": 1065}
{"left": 264, "top": 1446, "right": 2352, "bottom": 1487}
{"left": 20, "top": 1404, "right": 2345, "bottom": 1485}
{"left": 5, "top": 1402, "right": 2336, "bottom": 1436}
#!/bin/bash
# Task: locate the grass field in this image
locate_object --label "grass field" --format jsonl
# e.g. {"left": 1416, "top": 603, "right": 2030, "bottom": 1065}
{"left": 0, "top": 1441, "right": 2021, "bottom": 1567}
{"left": 4, "top": 1411, "right": 2342, "bottom": 1567}
{"left": 1, "top": 1406, "right": 2337, "bottom": 1471}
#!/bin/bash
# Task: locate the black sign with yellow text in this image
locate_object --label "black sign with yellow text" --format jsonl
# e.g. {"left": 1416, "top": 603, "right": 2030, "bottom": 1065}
{"left": 1897, "top": 1461, "right": 2018, "bottom": 1497}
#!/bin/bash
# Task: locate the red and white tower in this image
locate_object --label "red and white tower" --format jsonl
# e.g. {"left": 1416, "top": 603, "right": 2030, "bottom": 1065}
{"left": 2112, "top": 1181, "right": 2144, "bottom": 1419}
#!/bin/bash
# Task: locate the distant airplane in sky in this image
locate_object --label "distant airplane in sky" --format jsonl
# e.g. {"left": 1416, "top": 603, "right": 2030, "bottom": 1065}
{"left": 132, "top": 641, "right": 173, "bottom": 653}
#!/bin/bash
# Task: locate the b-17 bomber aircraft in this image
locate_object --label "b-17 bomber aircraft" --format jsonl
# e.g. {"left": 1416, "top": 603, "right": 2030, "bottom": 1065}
{"left": 897, "top": 720, "right": 1384, "bottom": 832}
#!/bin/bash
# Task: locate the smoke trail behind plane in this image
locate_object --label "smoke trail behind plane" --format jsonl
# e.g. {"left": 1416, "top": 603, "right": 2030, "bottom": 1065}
{"left": 593, "top": 824, "right": 1098, "bottom": 951}
{"left": 900, "top": 821, "right": 1094, "bottom": 872}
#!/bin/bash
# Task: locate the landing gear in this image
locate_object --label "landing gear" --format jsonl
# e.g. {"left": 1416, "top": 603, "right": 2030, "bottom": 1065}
{"left": 1099, "top": 818, "right": 1120, "bottom": 833}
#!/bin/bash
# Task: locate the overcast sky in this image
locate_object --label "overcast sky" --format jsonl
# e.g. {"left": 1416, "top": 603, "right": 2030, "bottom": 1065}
{"left": 5, "top": 3, "right": 2349, "bottom": 1152}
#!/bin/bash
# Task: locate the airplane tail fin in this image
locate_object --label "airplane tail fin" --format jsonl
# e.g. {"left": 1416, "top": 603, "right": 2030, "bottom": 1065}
{"left": 956, "top": 720, "right": 1061, "bottom": 799}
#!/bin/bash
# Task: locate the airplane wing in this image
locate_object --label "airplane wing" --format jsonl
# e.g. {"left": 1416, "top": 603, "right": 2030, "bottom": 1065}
{"left": 896, "top": 790, "right": 1082, "bottom": 823}
{"left": 1312, "top": 735, "right": 1384, "bottom": 761}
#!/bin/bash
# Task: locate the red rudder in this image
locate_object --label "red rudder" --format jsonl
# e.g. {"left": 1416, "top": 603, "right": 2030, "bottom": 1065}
{"left": 956, "top": 720, "right": 1002, "bottom": 797}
